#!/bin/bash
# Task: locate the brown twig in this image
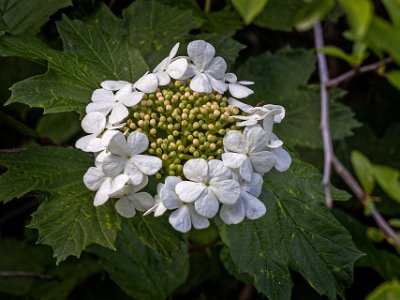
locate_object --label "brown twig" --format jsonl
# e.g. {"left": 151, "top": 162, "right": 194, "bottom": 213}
{"left": 326, "top": 57, "right": 393, "bottom": 87}
{"left": 0, "top": 271, "right": 57, "bottom": 281}
{"left": 314, "top": 22, "right": 400, "bottom": 247}
{"left": 314, "top": 22, "right": 333, "bottom": 208}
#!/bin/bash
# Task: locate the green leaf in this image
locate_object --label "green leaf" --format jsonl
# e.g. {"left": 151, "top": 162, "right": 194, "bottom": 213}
{"left": 131, "top": 214, "right": 183, "bottom": 255}
{"left": 351, "top": 150, "right": 375, "bottom": 193}
{"left": 387, "top": 71, "right": 400, "bottom": 91}
{"left": 366, "top": 280, "right": 400, "bottom": 300}
{"left": 382, "top": 0, "right": 400, "bottom": 29}
{"left": 372, "top": 165, "right": 400, "bottom": 203}
{"left": 36, "top": 112, "right": 81, "bottom": 144}
{"left": 90, "top": 221, "right": 189, "bottom": 300}
{"left": 0, "top": 17, "right": 149, "bottom": 115}
{"left": 218, "top": 159, "right": 361, "bottom": 300}
{"left": 334, "top": 210, "right": 400, "bottom": 281}
{"left": 123, "top": 0, "right": 201, "bottom": 67}
{"left": 203, "top": 9, "right": 243, "bottom": 36}
{"left": 254, "top": 0, "right": 304, "bottom": 32}
{"left": 0, "top": 147, "right": 121, "bottom": 263}
{"left": 231, "top": 0, "right": 268, "bottom": 25}
{"left": 338, "top": 0, "right": 373, "bottom": 40}
{"left": 319, "top": 45, "right": 366, "bottom": 66}
{"left": 0, "top": 0, "right": 72, "bottom": 34}
{"left": 294, "top": 0, "right": 335, "bottom": 31}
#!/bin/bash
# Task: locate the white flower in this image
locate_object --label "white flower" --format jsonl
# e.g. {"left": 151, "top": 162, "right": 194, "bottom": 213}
{"left": 86, "top": 83, "right": 144, "bottom": 124}
{"left": 153, "top": 43, "right": 189, "bottom": 85}
{"left": 220, "top": 172, "right": 266, "bottom": 224}
{"left": 175, "top": 159, "right": 240, "bottom": 218}
{"left": 75, "top": 112, "right": 123, "bottom": 152}
{"left": 185, "top": 40, "right": 227, "bottom": 94}
{"left": 144, "top": 182, "right": 168, "bottom": 217}
{"left": 102, "top": 131, "right": 162, "bottom": 185}
{"left": 109, "top": 176, "right": 155, "bottom": 218}
{"left": 83, "top": 166, "right": 129, "bottom": 206}
{"left": 222, "top": 125, "right": 276, "bottom": 182}
{"left": 270, "top": 134, "right": 292, "bottom": 172}
{"left": 158, "top": 176, "right": 210, "bottom": 233}
{"left": 224, "top": 73, "right": 254, "bottom": 99}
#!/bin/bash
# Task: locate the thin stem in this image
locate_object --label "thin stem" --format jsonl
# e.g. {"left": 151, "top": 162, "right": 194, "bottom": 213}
{"left": 314, "top": 22, "right": 334, "bottom": 208}
{"left": 0, "top": 110, "right": 39, "bottom": 139}
{"left": 204, "top": 0, "right": 212, "bottom": 13}
{"left": 331, "top": 156, "right": 400, "bottom": 246}
{"left": 0, "top": 271, "right": 57, "bottom": 281}
{"left": 326, "top": 57, "right": 393, "bottom": 87}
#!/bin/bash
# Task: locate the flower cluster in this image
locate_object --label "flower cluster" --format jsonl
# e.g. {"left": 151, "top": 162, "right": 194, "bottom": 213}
{"left": 76, "top": 40, "right": 291, "bottom": 233}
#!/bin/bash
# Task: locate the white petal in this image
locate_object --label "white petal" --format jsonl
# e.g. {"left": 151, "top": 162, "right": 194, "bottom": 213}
{"left": 273, "top": 147, "right": 292, "bottom": 172}
{"left": 115, "top": 197, "right": 136, "bottom": 218}
{"left": 242, "top": 191, "right": 266, "bottom": 220}
{"left": 109, "top": 103, "right": 129, "bottom": 124}
{"left": 109, "top": 174, "right": 129, "bottom": 195}
{"left": 120, "top": 91, "right": 144, "bottom": 107}
{"left": 130, "top": 192, "right": 155, "bottom": 212}
{"left": 169, "top": 43, "right": 180, "bottom": 60}
{"left": 224, "top": 73, "right": 237, "bottom": 83}
{"left": 127, "top": 131, "right": 149, "bottom": 154}
{"left": 223, "top": 130, "right": 246, "bottom": 153}
{"left": 228, "top": 98, "right": 253, "bottom": 113}
{"left": 86, "top": 137, "right": 105, "bottom": 153}
{"left": 194, "top": 189, "right": 219, "bottom": 218}
{"left": 229, "top": 83, "right": 254, "bottom": 99}
{"left": 160, "top": 177, "right": 182, "bottom": 209}
{"left": 75, "top": 134, "right": 97, "bottom": 152}
{"left": 208, "top": 76, "right": 227, "bottom": 94}
{"left": 155, "top": 71, "right": 171, "bottom": 86}
{"left": 94, "top": 177, "right": 112, "bottom": 206}
{"left": 107, "top": 131, "right": 131, "bottom": 157}
{"left": 237, "top": 80, "right": 254, "bottom": 85}
{"left": 91, "top": 88, "right": 114, "bottom": 102}
{"left": 101, "top": 129, "right": 119, "bottom": 147}
{"left": 242, "top": 173, "right": 263, "bottom": 197}
{"left": 244, "top": 125, "right": 268, "bottom": 153}
{"left": 188, "top": 205, "right": 210, "bottom": 229}
{"left": 167, "top": 58, "right": 188, "bottom": 79}
{"left": 132, "top": 155, "right": 162, "bottom": 175}
{"left": 125, "top": 163, "right": 144, "bottom": 185}
{"left": 220, "top": 200, "right": 245, "bottom": 225}
{"left": 95, "top": 150, "right": 108, "bottom": 164}
{"left": 154, "top": 201, "right": 167, "bottom": 217}
{"left": 239, "top": 158, "right": 253, "bottom": 182}
{"left": 101, "top": 80, "right": 130, "bottom": 91}
{"left": 130, "top": 175, "right": 149, "bottom": 192}
{"left": 182, "top": 158, "right": 208, "bottom": 182}
{"left": 235, "top": 118, "right": 258, "bottom": 127}
{"left": 190, "top": 73, "right": 212, "bottom": 93}
{"left": 102, "top": 155, "right": 126, "bottom": 177}
{"left": 175, "top": 181, "right": 206, "bottom": 203}
{"left": 250, "top": 151, "right": 276, "bottom": 175}
{"left": 263, "top": 104, "right": 285, "bottom": 123}
{"left": 205, "top": 56, "right": 227, "bottom": 79}
{"left": 134, "top": 73, "right": 158, "bottom": 93}
{"left": 81, "top": 112, "right": 106, "bottom": 134}
{"left": 83, "top": 167, "right": 105, "bottom": 191}
{"left": 221, "top": 152, "right": 247, "bottom": 169}
{"left": 187, "top": 40, "right": 215, "bottom": 70}
{"left": 208, "top": 159, "right": 232, "bottom": 183}
{"left": 153, "top": 57, "right": 169, "bottom": 73}
{"left": 169, "top": 206, "right": 192, "bottom": 233}
{"left": 210, "top": 179, "right": 240, "bottom": 205}
{"left": 86, "top": 101, "right": 113, "bottom": 115}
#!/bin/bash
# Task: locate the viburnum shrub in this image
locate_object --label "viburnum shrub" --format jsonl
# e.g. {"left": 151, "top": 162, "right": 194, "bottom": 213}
{"left": 76, "top": 40, "right": 291, "bottom": 232}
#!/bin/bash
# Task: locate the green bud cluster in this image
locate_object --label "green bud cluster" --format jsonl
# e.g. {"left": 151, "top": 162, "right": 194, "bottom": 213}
{"left": 122, "top": 80, "right": 241, "bottom": 178}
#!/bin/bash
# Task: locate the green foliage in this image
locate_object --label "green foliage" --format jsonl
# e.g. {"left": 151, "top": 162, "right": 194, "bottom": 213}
{"left": 36, "top": 112, "right": 81, "bottom": 144}
{"left": 338, "top": 0, "right": 373, "bottom": 40}
{"left": 218, "top": 159, "right": 359, "bottom": 300}
{"left": 372, "top": 165, "right": 400, "bottom": 203}
{"left": 294, "top": 0, "right": 334, "bottom": 31}
{"left": 366, "top": 280, "right": 400, "bottom": 300}
{"left": 0, "top": 0, "right": 72, "bottom": 34}
{"left": 351, "top": 150, "right": 375, "bottom": 193}
{"left": 319, "top": 43, "right": 368, "bottom": 66}
{"left": 231, "top": 0, "right": 268, "bottom": 25}
{"left": 90, "top": 221, "right": 189, "bottom": 300}
{"left": 0, "top": 147, "right": 121, "bottom": 263}
{"left": 387, "top": 71, "right": 400, "bottom": 91}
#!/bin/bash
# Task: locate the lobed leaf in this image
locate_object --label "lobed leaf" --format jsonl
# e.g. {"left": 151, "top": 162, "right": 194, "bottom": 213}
{"left": 218, "top": 159, "right": 361, "bottom": 300}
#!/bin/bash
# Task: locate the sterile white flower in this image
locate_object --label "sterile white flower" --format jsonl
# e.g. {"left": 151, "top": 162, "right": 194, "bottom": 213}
{"left": 153, "top": 43, "right": 189, "bottom": 85}
{"left": 185, "top": 40, "right": 227, "bottom": 94}
{"left": 224, "top": 73, "right": 254, "bottom": 99}
{"left": 175, "top": 159, "right": 240, "bottom": 218}
{"left": 220, "top": 172, "right": 266, "bottom": 224}
{"left": 158, "top": 176, "right": 210, "bottom": 233}
{"left": 83, "top": 166, "right": 129, "bottom": 206}
{"left": 102, "top": 131, "right": 162, "bottom": 185}
{"left": 222, "top": 125, "right": 276, "bottom": 182}
{"left": 86, "top": 83, "right": 144, "bottom": 124}
{"left": 109, "top": 176, "right": 155, "bottom": 218}
{"left": 144, "top": 182, "right": 167, "bottom": 217}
